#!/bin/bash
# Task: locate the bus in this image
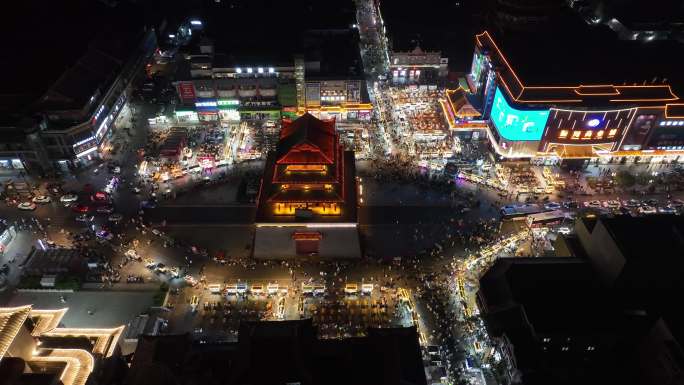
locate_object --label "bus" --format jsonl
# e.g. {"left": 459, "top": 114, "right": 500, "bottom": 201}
{"left": 526, "top": 210, "right": 567, "bottom": 228}
{"left": 500, "top": 204, "right": 546, "bottom": 220}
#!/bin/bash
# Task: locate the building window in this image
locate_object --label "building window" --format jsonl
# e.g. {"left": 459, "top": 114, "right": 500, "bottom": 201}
{"left": 559, "top": 130, "right": 568, "bottom": 139}
{"left": 608, "top": 129, "right": 617, "bottom": 138}
{"left": 596, "top": 130, "right": 604, "bottom": 139}
{"left": 571, "top": 131, "right": 581, "bottom": 139}
{"left": 583, "top": 131, "right": 592, "bottom": 139}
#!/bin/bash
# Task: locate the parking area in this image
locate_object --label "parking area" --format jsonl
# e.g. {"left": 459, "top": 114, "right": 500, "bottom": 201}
{"left": 300, "top": 282, "right": 410, "bottom": 339}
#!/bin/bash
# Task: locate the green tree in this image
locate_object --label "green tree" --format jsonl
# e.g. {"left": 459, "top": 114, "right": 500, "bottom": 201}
{"left": 636, "top": 172, "right": 651, "bottom": 186}
{"left": 614, "top": 170, "right": 635, "bottom": 188}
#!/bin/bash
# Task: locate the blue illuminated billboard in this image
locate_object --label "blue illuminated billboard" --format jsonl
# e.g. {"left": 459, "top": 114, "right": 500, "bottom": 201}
{"left": 490, "top": 87, "right": 550, "bottom": 141}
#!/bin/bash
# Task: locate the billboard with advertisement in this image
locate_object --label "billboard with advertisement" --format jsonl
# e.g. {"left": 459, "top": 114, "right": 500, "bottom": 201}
{"left": 491, "top": 87, "right": 550, "bottom": 141}
{"left": 178, "top": 82, "right": 196, "bottom": 102}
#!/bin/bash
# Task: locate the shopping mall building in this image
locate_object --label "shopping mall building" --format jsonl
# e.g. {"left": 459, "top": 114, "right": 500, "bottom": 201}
{"left": 461, "top": 30, "right": 684, "bottom": 164}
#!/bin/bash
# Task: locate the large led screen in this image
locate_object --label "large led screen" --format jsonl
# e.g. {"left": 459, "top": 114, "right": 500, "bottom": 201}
{"left": 490, "top": 87, "right": 550, "bottom": 141}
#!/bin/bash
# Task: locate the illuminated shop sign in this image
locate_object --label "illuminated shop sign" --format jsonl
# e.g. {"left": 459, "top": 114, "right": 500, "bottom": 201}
{"left": 217, "top": 99, "right": 239, "bottom": 106}
{"left": 469, "top": 52, "right": 488, "bottom": 91}
{"left": 195, "top": 101, "right": 217, "bottom": 108}
{"left": 74, "top": 136, "right": 98, "bottom": 157}
{"left": 175, "top": 110, "right": 198, "bottom": 117}
{"left": 217, "top": 99, "right": 240, "bottom": 109}
{"left": 490, "top": 87, "right": 550, "bottom": 141}
{"left": 92, "top": 105, "right": 106, "bottom": 123}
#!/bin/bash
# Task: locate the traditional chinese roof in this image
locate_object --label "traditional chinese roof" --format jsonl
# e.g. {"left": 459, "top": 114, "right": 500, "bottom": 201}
{"left": 276, "top": 113, "right": 337, "bottom": 165}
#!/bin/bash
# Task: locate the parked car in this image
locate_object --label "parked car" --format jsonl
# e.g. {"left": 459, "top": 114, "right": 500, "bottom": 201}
{"left": 108, "top": 213, "right": 124, "bottom": 222}
{"left": 60, "top": 194, "right": 78, "bottom": 203}
{"left": 95, "top": 230, "right": 114, "bottom": 240}
{"left": 638, "top": 206, "right": 657, "bottom": 214}
{"left": 658, "top": 206, "right": 677, "bottom": 214}
{"left": 18, "top": 202, "right": 36, "bottom": 210}
{"left": 96, "top": 205, "right": 114, "bottom": 214}
{"left": 72, "top": 204, "right": 90, "bottom": 213}
{"left": 557, "top": 227, "right": 572, "bottom": 235}
{"left": 622, "top": 199, "right": 641, "bottom": 208}
{"left": 32, "top": 195, "right": 51, "bottom": 204}
{"left": 544, "top": 202, "right": 561, "bottom": 210}
{"left": 75, "top": 214, "right": 95, "bottom": 222}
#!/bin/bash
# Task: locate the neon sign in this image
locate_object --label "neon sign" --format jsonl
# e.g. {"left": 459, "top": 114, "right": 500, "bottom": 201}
{"left": 490, "top": 87, "right": 550, "bottom": 141}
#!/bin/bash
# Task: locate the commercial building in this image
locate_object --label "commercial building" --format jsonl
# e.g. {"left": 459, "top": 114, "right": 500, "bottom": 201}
{"left": 254, "top": 113, "right": 360, "bottom": 259}
{"left": 0, "top": 27, "right": 156, "bottom": 175}
{"left": 389, "top": 45, "right": 448, "bottom": 85}
{"left": 0, "top": 305, "right": 124, "bottom": 385}
{"left": 172, "top": 27, "right": 372, "bottom": 126}
{"left": 0, "top": 222, "right": 17, "bottom": 254}
{"left": 125, "top": 319, "right": 426, "bottom": 385}
{"left": 456, "top": 23, "right": 684, "bottom": 163}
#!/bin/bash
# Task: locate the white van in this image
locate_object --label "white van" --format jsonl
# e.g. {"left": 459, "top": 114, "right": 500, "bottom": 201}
{"left": 344, "top": 283, "right": 359, "bottom": 295}
{"left": 208, "top": 284, "right": 222, "bottom": 294}
{"left": 313, "top": 285, "right": 325, "bottom": 295}
{"left": 267, "top": 283, "right": 279, "bottom": 295}
{"left": 225, "top": 284, "right": 238, "bottom": 295}
{"left": 251, "top": 284, "right": 264, "bottom": 295}
{"left": 236, "top": 283, "right": 248, "bottom": 294}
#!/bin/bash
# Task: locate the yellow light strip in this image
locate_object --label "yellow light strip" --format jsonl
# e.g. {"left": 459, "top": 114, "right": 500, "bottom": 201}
{"left": 0, "top": 306, "right": 32, "bottom": 360}
{"left": 31, "top": 349, "right": 94, "bottom": 385}
{"left": 477, "top": 30, "right": 680, "bottom": 103}
{"left": 43, "top": 326, "right": 125, "bottom": 357}
{"left": 665, "top": 103, "right": 684, "bottom": 118}
{"left": 30, "top": 308, "right": 69, "bottom": 336}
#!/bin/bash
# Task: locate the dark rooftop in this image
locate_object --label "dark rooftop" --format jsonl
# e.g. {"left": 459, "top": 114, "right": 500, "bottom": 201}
{"left": 599, "top": 215, "right": 684, "bottom": 261}
{"left": 611, "top": 0, "right": 684, "bottom": 27}
{"left": 197, "top": 0, "right": 356, "bottom": 67}
{"left": 478, "top": 257, "right": 663, "bottom": 385}
{"left": 485, "top": 13, "right": 684, "bottom": 94}
{"left": 0, "top": 0, "right": 156, "bottom": 112}
{"left": 479, "top": 257, "right": 614, "bottom": 332}
{"left": 126, "top": 320, "right": 426, "bottom": 385}
{"left": 381, "top": 0, "right": 487, "bottom": 71}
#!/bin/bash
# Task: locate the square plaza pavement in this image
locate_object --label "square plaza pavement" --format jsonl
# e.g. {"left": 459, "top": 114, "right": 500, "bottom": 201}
{"left": 7, "top": 290, "right": 155, "bottom": 328}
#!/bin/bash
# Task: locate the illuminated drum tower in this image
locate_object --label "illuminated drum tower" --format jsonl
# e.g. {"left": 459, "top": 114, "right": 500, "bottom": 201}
{"left": 254, "top": 113, "right": 360, "bottom": 259}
